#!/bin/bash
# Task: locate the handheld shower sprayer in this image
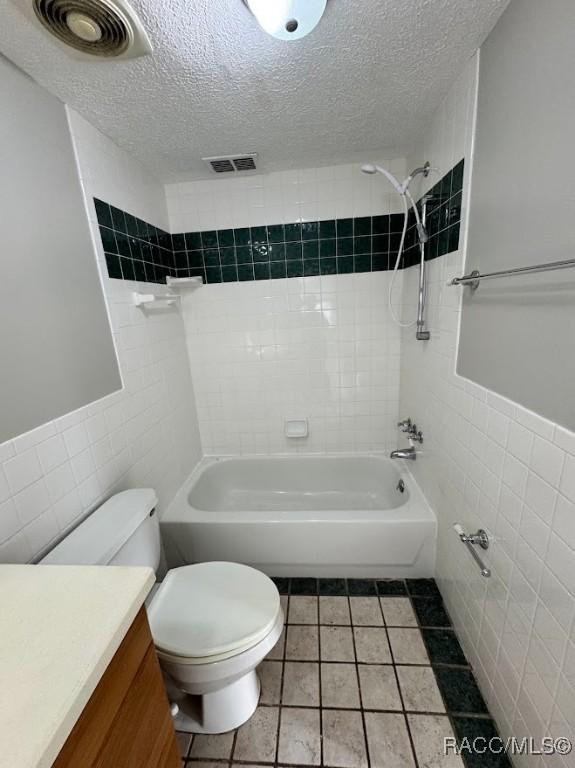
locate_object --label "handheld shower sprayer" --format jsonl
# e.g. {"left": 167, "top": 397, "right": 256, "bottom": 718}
{"left": 361, "top": 160, "right": 435, "bottom": 333}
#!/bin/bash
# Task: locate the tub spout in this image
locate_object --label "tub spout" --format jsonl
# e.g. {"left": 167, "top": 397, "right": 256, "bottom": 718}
{"left": 390, "top": 447, "right": 416, "bottom": 461}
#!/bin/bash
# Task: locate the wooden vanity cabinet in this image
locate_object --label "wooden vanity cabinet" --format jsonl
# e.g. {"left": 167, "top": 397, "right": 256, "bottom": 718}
{"left": 53, "top": 607, "right": 180, "bottom": 768}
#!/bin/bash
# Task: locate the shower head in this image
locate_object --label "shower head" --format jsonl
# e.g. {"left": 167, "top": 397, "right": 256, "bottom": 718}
{"left": 360, "top": 163, "right": 404, "bottom": 195}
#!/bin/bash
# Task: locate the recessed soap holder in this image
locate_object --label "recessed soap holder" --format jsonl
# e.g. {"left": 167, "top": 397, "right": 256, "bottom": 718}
{"left": 285, "top": 419, "right": 308, "bottom": 439}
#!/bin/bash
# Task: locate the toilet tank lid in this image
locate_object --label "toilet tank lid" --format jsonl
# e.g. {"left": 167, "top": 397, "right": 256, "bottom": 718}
{"left": 41, "top": 489, "right": 158, "bottom": 566}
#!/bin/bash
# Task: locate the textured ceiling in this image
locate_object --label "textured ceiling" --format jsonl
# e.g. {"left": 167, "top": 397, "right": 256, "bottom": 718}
{"left": 0, "top": 0, "right": 509, "bottom": 181}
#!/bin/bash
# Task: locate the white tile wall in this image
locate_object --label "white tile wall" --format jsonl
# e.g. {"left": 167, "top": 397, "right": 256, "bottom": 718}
{"left": 170, "top": 158, "right": 409, "bottom": 457}
{"left": 183, "top": 271, "right": 402, "bottom": 456}
{"left": 400, "top": 52, "right": 575, "bottom": 762}
{"left": 165, "top": 158, "right": 407, "bottom": 233}
{"left": 0, "top": 109, "right": 202, "bottom": 563}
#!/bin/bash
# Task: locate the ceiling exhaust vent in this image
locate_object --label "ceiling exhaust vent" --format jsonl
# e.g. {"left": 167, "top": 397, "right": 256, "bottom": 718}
{"left": 203, "top": 154, "right": 258, "bottom": 174}
{"left": 32, "top": 0, "right": 152, "bottom": 59}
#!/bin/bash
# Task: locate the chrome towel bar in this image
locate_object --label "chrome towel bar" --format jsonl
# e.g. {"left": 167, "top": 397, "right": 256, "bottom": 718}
{"left": 453, "top": 524, "right": 491, "bottom": 577}
{"left": 449, "top": 257, "right": 575, "bottom": 289}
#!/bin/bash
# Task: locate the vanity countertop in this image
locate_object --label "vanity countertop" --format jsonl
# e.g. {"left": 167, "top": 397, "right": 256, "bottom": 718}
{"left": 0, "top": 564, "right": 155, "bottom": 768}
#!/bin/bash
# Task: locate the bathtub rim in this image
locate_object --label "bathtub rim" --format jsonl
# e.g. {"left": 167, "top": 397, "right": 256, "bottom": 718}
{"left": 161, "top": 453, "right": 436, "bottom": 525}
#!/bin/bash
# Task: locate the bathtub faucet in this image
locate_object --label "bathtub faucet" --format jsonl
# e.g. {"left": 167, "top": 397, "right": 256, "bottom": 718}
{"left": 390, "top": 447, "right": 417, "bottom": 461}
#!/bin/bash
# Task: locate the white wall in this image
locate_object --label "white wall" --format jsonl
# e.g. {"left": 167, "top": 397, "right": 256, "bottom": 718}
{"left": 0, "top": 109, "right": 202, "bottom": 563}
{"left": 166, "top": 158, "right": 406, "bottom": 233}
{"left": 400, "top": 51, "right": 575, "bottom": 763}
{"left": 184, "top": 271, "right": 401, "bottom": 455}
{"left": 167, "top": 158, "right": 406, "bottom": 456}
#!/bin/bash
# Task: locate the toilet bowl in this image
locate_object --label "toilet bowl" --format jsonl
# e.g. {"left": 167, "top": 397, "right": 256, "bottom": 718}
{"left": 40, "top": 489, "right": 284, "bottom": 735}
{"left": 147, "top": 561, "right": 284, "bottom": 733}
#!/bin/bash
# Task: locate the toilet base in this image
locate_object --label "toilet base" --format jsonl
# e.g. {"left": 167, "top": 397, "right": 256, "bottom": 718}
{"left": 170, "top": 669, "right": 261, "bottom": 734}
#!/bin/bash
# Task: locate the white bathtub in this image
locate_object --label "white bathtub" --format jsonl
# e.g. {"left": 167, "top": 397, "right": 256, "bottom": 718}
{"left": 161, "top": 455, "right": 436, "bottom": 578}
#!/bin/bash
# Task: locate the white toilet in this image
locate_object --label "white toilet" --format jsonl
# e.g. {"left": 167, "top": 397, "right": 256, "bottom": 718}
{"left": 41, "top": 488, "right": 284, "bottom": 734}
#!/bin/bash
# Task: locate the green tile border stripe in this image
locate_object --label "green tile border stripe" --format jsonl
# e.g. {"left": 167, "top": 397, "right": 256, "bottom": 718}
{"left": 95, "top": 159, "right": 464, "bottom": 284}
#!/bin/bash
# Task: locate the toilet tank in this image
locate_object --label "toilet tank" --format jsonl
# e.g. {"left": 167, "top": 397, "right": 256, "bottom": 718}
{"left": 41, "top": 488, "right": 161, "bottom": 572}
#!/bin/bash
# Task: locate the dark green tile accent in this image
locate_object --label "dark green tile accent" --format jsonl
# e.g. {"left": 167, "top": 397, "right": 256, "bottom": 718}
{"left": 267, "top": 224, "right": 285, "bottom": 243}
{"left": 254, "top": 262, "right": 271, "bottom": 280}
{"left": 120, "top": 257, "right": 135, "bottom": 281}
{"left": 286, "top": 242, "right": 303, "bottom": 260}
{"left": 188, "top": 250, "right": 204, "bottom": 269}
{"left": 373, "top": 235, "right": 389, "bottom": 255}
{"left": 319, "top": 220, "right": 336, "bottom": 239}
{"left": 201, "top": 230, "right": 218, "bottom": 248}
{"left": 218, "top": 229, "right": 234, "bottom": 247}
{"left": 422, "top": 629, "right": 467, "bottom": 666}
{"left": 302, "top": 241, "right": 319, "bottom": 259}
{"left": 185, "top": 232, "right": 202, "bottom": 250}
{"left": 205, "top": 266, "right": 222, "bottom": 283}
{"left": 435, "top": 668, "right": 489, "bottom": 715}
{"left": 172, "top": 233, "right": 186, "bottom": 251}
{"left": 290, "top": 578, "right": 318, "bottom": 595}
{"left": 303, "top": 258, "right": 320, "bottom": 276}
{"left": 96, "top": 160, "right": 464, "bottom": 285}
{"left": 105, "top": 253, "right": 122, "bottom": 279}
{"left": 94, "top": 199, "right": 113, "bottom": 229}
{"left": 252, "top": 243, "right": 269, "bottom": 262}
{"left": 268, "top": 242, "right": 286, "bottom": 261}
{"left": 132, "top": 260, "right": 147, "bottom": 282}
{"left": 376, "top": 580, "right": 407, "bottom": 596}
{"left": 125, "top": 213, "right": 138, "bottom": 238}
{"left": 448, "top": 223, "right": 461, "bottom": 252}
{"left": 372, "top": 215, "right": 388, "bottom": 235}
{"left": 318, "top": 578, "right": 347, "bottom": 596}
{"left": 348, "top": 579, "right": 377, "bottom": 596}
{"left": 110, "top": 205, "right": 125, "bottom": 232}
{"left": 320, "top": 257, "right": 337, "bottom": 275}
{"left": 284, "top": 222, "right": 302, "bottom": 241}
{"left": 251, "top": 225, "right": 267, "bottom": 244}
{"left": 319, "top": 239, "right": 336, "bottom": 258}
{"left": 220, "top": 247, "right": 236, "bottom": 266}
{"left": 372, "top": 253, "right": 389, "bottom": 271}
{"left": 270, "top": 261, "right": 287, "bottom": 279}
{"left": 287, "top": 259, "right": 304, "bottom": 277}
{"left": 354, "top": 254, "right": 372, "bottom": 272}
{"left": 271, "top": 577, "right": 290, "bottom": 594}
{"left": 337, "top": 256, "right": 354, "bottom": 273}
{"left": 451, "top": 718, "right": 511, "bottom": 768}
{"left": 337, "top": 218, "right": 353, "bottom": 237}
{"left": 203, "top": 249, "right": 220, "bottom": 268}
{"left": 234, "top": 227, "right": 251, "bottom": 247}
{"left": 238, "top": 263, "right": 254, "bottom": 281}
{"left": 452, "top": 159, "right": 465, "bottom": 194}
{"left": 99, "top": 226, "right": 117, "bottom": 253}
{"left": 235, "top": 246, "right": 253, "bottom": 264}
{"left": 301, "top": 221, "right": 319, "bottom": 240}
{"left": 353, "top": 235, "right": 371, "bottom": 255}
{"left": 221, "top": 265, "right": 238, "bottom": 282}
{"left": 354, "top": 217, "right": 371, "bottom": 236}
{"left": 406, "top": 578, "right": 442, "bottom": 598}
{"left": 412, "top": 596, "right": 451, "bottom": 627}
{"left": 337, "top": 237, "right": 353, "bottom": 256}
{"left": 389, "top": 213, "right": 404, "bottom": 233}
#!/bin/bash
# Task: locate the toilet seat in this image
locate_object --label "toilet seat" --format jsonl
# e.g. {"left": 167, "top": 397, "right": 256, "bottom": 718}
{"left": 147, "top": 562, "right": 280, "bottom": 664}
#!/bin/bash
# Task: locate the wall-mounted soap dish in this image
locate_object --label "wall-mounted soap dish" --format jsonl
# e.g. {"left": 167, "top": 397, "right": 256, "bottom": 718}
{"left": 285, "top": 419, "right": 309, "bottom": 439}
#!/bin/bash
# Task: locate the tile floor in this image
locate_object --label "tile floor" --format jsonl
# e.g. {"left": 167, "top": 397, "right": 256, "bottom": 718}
{"left": 176, "top": 578, "right": 509, "bottom": 768}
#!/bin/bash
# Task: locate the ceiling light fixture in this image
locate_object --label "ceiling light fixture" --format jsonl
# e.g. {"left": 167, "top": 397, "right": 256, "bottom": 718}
{"left": 244, "top": 0, "right": 327, "bottom": 41}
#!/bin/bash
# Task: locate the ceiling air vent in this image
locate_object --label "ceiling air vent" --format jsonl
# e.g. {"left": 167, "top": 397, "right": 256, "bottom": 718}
{"left": 32, "top": 0, "right": 152, "bottom": 59}
{"left": 203, "top": 154, "right": 258, "bottom": 174}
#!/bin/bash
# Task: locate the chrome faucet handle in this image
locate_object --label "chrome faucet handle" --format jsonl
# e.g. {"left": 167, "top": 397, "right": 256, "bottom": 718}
{"left": 397, "top": 418, "right": 412, "bottom": 432}
{"left": 409, "top": 429, "right": 424, "bottom": 444}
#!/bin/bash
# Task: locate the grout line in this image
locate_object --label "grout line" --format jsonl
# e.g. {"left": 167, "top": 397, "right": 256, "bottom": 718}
{"left": 380, "top": 588, "right": 421, "bottom": 768}
{"left": 347, "top": 591, "right": 372, "bottom": 768}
